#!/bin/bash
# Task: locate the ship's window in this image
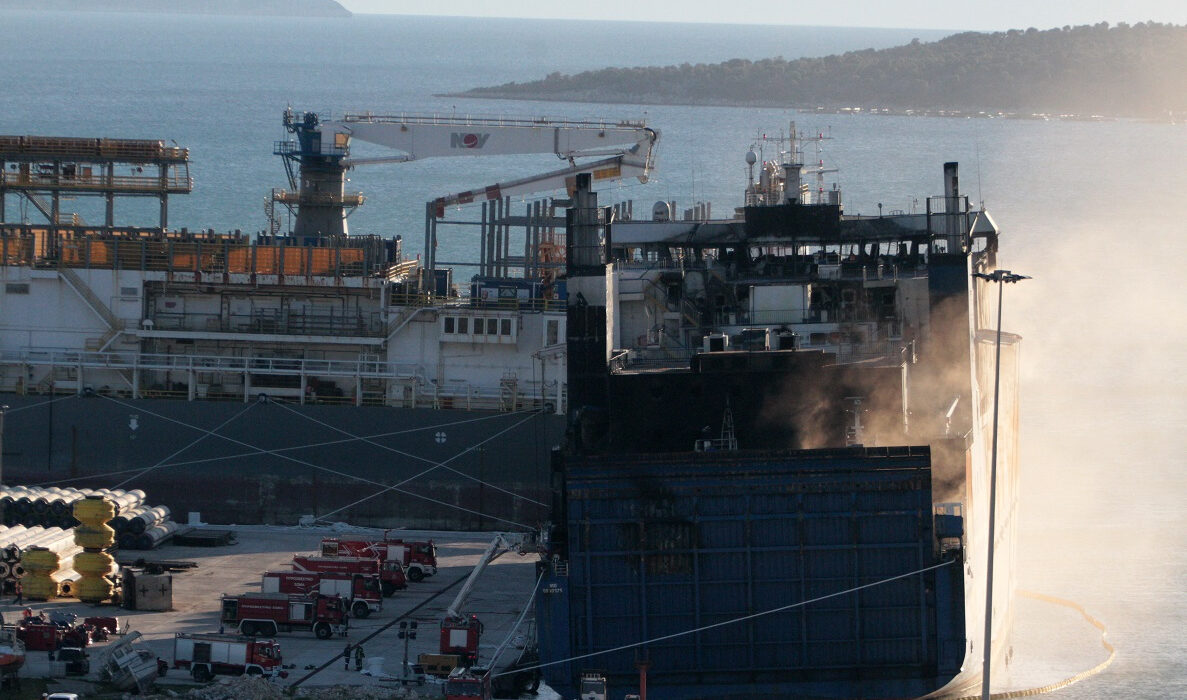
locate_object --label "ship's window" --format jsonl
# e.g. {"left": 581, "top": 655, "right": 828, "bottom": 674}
{"left": 486, "top": 318, "right": 497, "bottom": 335}
{"left": 4, "top": 283, "right": 29, "bottom": 294}
{"left": 546, "top": 319, "right": 559, "bottom": 345}
{"left": 120, "top": 286, "right": 139, "bottom": 297}
{"left": 500, "top": 319, "right": 512, "bottom": 335}
{"left": 457, "top": 317, "right": 468, "bottom": 334}
{"left": 444, "top": 317, "right": 455, "bottom": 334}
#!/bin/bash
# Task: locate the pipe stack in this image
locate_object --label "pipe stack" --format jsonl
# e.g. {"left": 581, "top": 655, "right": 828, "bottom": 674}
{"left": 1, "top": 487, "right": 146, "bottom": 529}
{"left": 0, "top": 485, "right": 182, "bottom": 598}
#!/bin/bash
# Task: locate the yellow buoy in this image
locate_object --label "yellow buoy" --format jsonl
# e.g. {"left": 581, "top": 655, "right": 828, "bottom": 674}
{"left": 73, "top": 550, "right": 115, "bottom": 604}
{"left": 74, "top": 524, "right": 116, "bottom": 550}
{"left": 20, "top": 546, "right": 60, "bottom": 601}
{"left": 20, "top": 547, "right": 59, "bottom": 573}
{"left": 73, "top": 496, "right": 116, "bottom": 604}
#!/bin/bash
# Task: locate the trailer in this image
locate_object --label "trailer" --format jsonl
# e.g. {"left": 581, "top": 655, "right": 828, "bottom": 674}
{"left": 262, "top": 570, "right": 381, "bottom": 619}
{"left": 220, "top": 592, "right": 347, "bottom": 640}
{"left": 292, "top": 554, "right": 407, "bottom": 597}
{"left": 321, "top": 535, "right": 437, "bottom": 582}
{"left": 173, "top": 633, "right": 283, "bottom": 681}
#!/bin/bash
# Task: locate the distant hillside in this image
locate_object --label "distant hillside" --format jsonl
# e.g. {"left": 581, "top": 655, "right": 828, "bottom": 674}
{"left": 460, "top": 23, "right": 1187, "bottom": 117}
{"left": 0, "top": 0, "right": 351, "bottom": 17}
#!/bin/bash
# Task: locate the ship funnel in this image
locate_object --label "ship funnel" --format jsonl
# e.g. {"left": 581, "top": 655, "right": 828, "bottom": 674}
{"left": 943, "top": 162, "right": 963, "bottom": 252}
{"left": 565, "top": 173, "right": 611, "bottom": 450}
{"left": 943, "top": 162, "right": 959, "bottom": 208}
{"left": 783, "top": 163, "right": 803, "bottom": 204}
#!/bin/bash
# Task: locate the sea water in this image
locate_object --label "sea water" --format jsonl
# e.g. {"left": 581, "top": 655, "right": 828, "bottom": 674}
{"left": 0, "top": 10, "right": 1184, "bottom": 697}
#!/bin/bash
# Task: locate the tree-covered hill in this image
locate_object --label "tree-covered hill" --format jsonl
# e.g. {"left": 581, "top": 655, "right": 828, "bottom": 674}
{"left": 460, "top": 23, "right": 1187, "bottom": 117}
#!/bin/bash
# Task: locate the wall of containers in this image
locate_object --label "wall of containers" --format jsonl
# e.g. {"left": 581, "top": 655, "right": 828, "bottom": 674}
{"left": 540, "top": 447, "right": 965, "bottom": 700}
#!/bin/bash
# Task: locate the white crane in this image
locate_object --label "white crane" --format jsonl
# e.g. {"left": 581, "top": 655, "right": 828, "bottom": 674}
{"left": 439, "top": 532, "right": 536, "bottom": 667}
{"left": 275, "top": 110, "right": 658, "bottom": 238}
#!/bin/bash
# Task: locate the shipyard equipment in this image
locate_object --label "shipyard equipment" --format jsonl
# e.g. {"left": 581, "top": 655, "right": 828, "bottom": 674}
{"left": 275, "top": 109, "right": 657, "bottom": 242}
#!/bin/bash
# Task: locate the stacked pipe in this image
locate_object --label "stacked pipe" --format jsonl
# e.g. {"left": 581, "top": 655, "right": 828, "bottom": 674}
{"left": 1, "top": 487, "right": 146, "bottom": 529}
{"left": 111, "top": 505, "right": 174, "bottom": 550}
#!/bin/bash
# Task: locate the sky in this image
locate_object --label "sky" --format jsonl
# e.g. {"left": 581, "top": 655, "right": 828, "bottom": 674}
{"left": 338, "top": 1, "right": 1186, "bottom": 31}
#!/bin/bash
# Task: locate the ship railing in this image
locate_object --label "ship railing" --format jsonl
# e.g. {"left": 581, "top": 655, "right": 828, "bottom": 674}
{"left": 0, "top": 172, "right": 193, "bottom": 193}
{"left": 0, "top": 348, "right": 566, "bottom": 412}
{"left": 614, "top": 259, "right": 702, "bottom": 271}
{"left": 833, "top": 342, "right": 911, "bottom": 365}
{"left": 147, "top": 311, "right": 385, "bottom": 338}
{"left": 387, "top": 293, "right": 565, "bottom": 313}
{"left": 0, "top": 349, "right": 417, "bottom": 377}
{"left": 385, "top": 259, "right": 420, "bottom": 281}
{"left": 610, "top": 348, "right": 695, "bottom": 372}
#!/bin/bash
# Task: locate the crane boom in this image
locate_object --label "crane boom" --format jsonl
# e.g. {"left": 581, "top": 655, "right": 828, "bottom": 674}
{"left": 331, "top": 112, "right": 657, "bottom": 163}
{"left": 274, "top": 109, "right": 657, "bottom": 239}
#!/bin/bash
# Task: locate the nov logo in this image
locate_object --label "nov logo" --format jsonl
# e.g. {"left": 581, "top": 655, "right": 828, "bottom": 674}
{"left": 450, "top": 132, "right": 490, "bottom": 149}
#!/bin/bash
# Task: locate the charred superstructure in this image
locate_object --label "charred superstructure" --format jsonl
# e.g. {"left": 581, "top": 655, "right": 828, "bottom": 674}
{"left": 538, "top": 134, "right": 1020, "bottom": 699}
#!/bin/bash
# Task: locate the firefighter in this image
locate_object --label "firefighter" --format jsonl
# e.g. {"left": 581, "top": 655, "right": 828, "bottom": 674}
{"left": 343, "top": 643, "right": 351, "bottom": 670}
{"left": 354, "top": 644, "right": 365, "bottom": 671}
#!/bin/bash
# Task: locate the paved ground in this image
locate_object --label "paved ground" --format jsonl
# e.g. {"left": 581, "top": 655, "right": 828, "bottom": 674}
{"left": 4, "top": 524, "right": 541, "bottom": 695}
{"left": 4, "top": 526, "right": 1112, "bottom": 699}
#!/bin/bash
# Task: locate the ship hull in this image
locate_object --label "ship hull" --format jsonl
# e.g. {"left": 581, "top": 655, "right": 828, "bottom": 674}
{"left": 0, "top": 394, "right": 565, "bottom": 530}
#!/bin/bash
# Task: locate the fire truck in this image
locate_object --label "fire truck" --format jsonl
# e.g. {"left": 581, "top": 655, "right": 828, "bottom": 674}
{"left": 261, "top": 570, "right": 381, "bottom": 619}
{"left": 445, "top": 667, "right": 492, "bottom": 700}
{"left": 438, "top": 532, "right": 541, "bottom": 697}
{"left": 440, "top": 614, "right": 483, "bottom": 666}
{"left": 172, "top": 633, "right": 284, "bottom": 681}
{"left": 320, "top": 535, "right": 438, "bottom": 582}
{"left": 293, "top": 554, "right": 407, "bottom": 597}
{"left": 220, "top": 592, "right": 347, "bottom": 640}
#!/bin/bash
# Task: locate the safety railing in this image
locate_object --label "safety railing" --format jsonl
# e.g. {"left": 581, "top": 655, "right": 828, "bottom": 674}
{"left": 0, "top": 172, "right": 192, "bottom": 192}
{"left": 147, "top": 311, "right": 385, "bottom": 338}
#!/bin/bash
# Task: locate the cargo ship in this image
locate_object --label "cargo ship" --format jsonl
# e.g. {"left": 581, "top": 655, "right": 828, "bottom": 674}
{"left": 535, "top": 129, "right": 1019, "bottom": 698}
{"left": 0, "top": 110, "right": 659, "bottom": 528}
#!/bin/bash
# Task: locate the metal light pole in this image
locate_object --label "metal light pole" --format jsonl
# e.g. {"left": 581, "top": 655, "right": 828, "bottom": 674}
{"left": 973, "top": 269, "right": 1028, "bottom": 700}
{"left": 398, "top": 620, "right": 418, "bottom": 683}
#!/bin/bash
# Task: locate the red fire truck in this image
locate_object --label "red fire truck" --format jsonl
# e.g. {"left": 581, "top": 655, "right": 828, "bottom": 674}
{"left": 440, "top": 613, "right": 483, "bottom": 666}
{"left": 321, "top": 535, "right": 438, "bottom": 582}
{"left": 172, "top": 633, "right": 284, "bottom": 681}
{"left": 292, "top": 554, "right": 407, "bottom": 597}
{"left": 444, "top": 667, "right": 491, "bottom": 700}
{"left": 220, "top": 592, "right": 347, "bottom": 640}
{"left": 262, "top": 570, "right": 381, "bottom": 619}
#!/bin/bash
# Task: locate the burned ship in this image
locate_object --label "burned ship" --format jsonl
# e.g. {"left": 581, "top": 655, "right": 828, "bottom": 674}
{"left": 537, "top": 131, "right": 1020, "bottom": 699}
